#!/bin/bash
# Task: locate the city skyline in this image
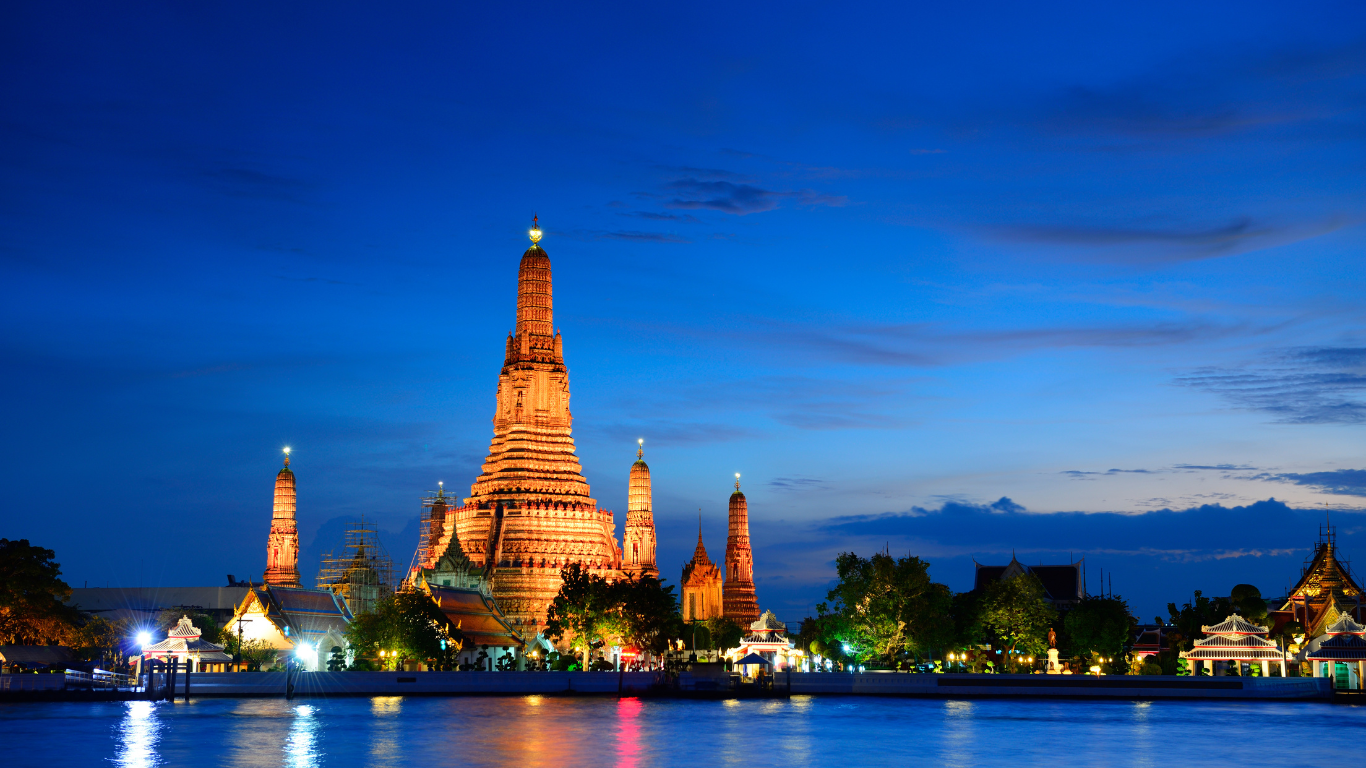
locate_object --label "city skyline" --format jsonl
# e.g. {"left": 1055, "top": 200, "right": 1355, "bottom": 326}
{"left": 3, "top": 1, "right": 1365, "bottom": 622}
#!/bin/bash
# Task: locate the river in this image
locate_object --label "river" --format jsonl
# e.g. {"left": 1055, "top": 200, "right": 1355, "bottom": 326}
{"left": 6, "top": 695, "right": 1361, "bottom": 767}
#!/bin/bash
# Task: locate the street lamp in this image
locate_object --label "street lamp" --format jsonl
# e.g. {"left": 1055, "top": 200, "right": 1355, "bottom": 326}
{"left": 136, "top": 631, "right": 151, "bottom": 647}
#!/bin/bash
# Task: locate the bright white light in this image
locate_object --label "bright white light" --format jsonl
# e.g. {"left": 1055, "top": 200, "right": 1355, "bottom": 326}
{"left": 136, "top": 631, "right": 151, "bottom": 646}
{"left": 295, "top": 644, "right": 313, "bottom": 659}
{"left": 284, "top": 446, "right": 291, "bottom": 455}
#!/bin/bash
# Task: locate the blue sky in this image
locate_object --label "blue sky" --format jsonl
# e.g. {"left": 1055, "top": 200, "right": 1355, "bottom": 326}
{"left": 3, "top": 1, "right": 1365, "bottom": 623}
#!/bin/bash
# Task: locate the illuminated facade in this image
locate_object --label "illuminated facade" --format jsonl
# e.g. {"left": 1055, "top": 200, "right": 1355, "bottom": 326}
{"left": 681, "top": 523, "right": 723, "bottom": 621}
{"left": 1272, "top": 529, "right": 1363, "bottom": 638}
{"left": 722, "top": 477, "right": 760, "bottom": 625}
{"left": 416, "top": 221, "right": 623, "bottom": 632}
{"left": 224, "top": 585, "right": 353, "bottom": 672}
{"left": 141, "top": 615, "right": 232, "bottom": 672}
{"left": 264, "top": 449, "right": 301, "bottom": 588}
{"left": 622, "top": 441, "right": 658, "bottom": 579}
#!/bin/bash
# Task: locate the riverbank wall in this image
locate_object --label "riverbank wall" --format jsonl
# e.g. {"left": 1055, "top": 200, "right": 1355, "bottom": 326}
{"left": 33, "top": 670, "right": 1323, "bottom": 701}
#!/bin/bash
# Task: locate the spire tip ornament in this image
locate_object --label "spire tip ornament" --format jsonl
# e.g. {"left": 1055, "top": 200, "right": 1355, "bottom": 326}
{"left": 637, "top": 438, "right": 644, "bottom": 459}
{"left": 735, "top": 472, "right": 741, "bottom": 491}
{"left": 529, "top": 215, "right": 542, "bottom": 244}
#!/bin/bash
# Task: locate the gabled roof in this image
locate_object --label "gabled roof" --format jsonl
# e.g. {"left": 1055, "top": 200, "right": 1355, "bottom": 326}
{"left": 973, "top": 559, "right": 1082, "bottom": 602}
{"left": 238, "top": 585, "right": 353, "bottom": 645}
{"left": 1284, "top": 541, "right": 1362, "bottom": 603}
{"left": 1191, "top": 634, "right": 1278, "bottom": 650}
{"left": 423, "top": 583, "right": 523, "bottom": 649}
{"left": 1201, "top": 614, "right": 1268, "bottom": 635}
{"left": 751, "top": 610, "right": 786, "bottom": 632}
{"left": 1325, "top": 614, "right": 1366, "bottom": 636}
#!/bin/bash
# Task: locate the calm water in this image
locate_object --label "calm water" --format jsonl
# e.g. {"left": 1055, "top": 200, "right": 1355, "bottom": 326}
{"left": 7, "top": 695, "right": 1365, "bottom": 767}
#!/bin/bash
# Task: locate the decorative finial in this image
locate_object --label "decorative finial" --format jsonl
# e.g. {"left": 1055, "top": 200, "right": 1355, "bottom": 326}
{"left": 735, "top": 472, "right": 741, "bottom": 491}
{"left": 283, "top": 446, "right": 290, "bottom": 468}
{"left": 637, "top": 438, "right": 644, "bottom": 460}
{"left": 529, "top": 215, "right": 542, "bottom": 244}
{"left": 438, "top": 480, "right": 444, "bottom": 498}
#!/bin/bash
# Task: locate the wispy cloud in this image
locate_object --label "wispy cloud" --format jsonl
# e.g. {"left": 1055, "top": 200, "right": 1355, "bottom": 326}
{"left": 1256, "top": 469, "right": 1366, "bottom": 498}
{"left": 769, "top": 477, "right": 827, "bottom": 491}
{"left": 660, "top": 178, "right": 848, "bottom": 215}
{"left": 1062, "top": 468, "right": 1154, "bottom": 478}
{"left": 1177, "top": 346, "right": 1366, "bottom": 424}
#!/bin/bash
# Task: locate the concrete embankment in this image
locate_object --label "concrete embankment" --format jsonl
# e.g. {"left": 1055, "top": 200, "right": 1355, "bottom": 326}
{"left": 182, "top": 671, "right": 1331, "bottom": 701}
{"left": 785, "top": 672, "right": 1332, "bottom": 700}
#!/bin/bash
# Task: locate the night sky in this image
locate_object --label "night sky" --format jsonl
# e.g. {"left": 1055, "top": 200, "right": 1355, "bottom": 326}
{"left": 3, "top": 2, "right": 1365, "bottom": 623}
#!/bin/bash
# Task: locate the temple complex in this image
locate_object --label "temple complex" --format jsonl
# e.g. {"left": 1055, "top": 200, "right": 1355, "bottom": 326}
{"left": 972, "top": 555, "right": 1084, "bottom": 611}
{"left": 1305, "top": 614, "right": 1366, "bottom": 688}
{"left": 264, "top": 448, "right": 301, "bottom": 588}
{"left": 415, "top": 220, "right": 623, "bottom": 632}
{"left": 681, "top": 520, "right": 724, "bottom": 621}
{"left": 224, "top": 584, "right": 353, "bottom": 672}
{"left": 723, "top": 475, "right": 760, "bottom": 625}
{"left": 622, "top": 440, "right": 658, "bottom": 579}
{"left": 141, "top": 616, "right": 232, "bottom": 672}
{"left": 1270, "top": 527, "right": 1363, "bottom": 638}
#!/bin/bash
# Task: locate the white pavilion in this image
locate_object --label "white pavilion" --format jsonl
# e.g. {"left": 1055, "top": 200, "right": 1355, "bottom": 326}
{"left": 1181, "top": 614, "right": 1287, "bottom": 677}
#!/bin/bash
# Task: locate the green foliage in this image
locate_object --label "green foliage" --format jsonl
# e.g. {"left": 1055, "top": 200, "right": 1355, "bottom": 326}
{"left": 327, "top": 645, "right": 345, "bottom": 671}
{"left": 815, "top": 551, "right": 954, "bottom": 666}
{"left": 609, "top": 574, "right": 684, "bottom": 655}
{"left": 70, "top": 616, "right": 132, "bottom": 666}
{"left": 345, "top": 590, "right": 457, "bottom": 668}
{"left": 1167, "top": 590, "right": 1231, "bottom": 652}
{"left": 545, "top": 563, "right": 618, "bottom": 669}
{"left": 546, "top": 564, "right": 687, "bottom": 667}
{"left": 979, "top": 573, "right": 1056, "bottom": 668}
{"left": 683, "top": 620, "right": 713, "bottom": 651}
{"left": 707, "top": 616, "right": 744, "bottom": 652}
{"left": 221, "top": 634, "right": 277, "bottom": 671}
{"left": 0, "top": 539, "right": 80, "bottom": 645}
{"left": 1139, "top": 659, "right": 1163, "bottom": 675}
{"left": 1064, "top": 596, "right": 1134, "bottom": 670}
{"left": 1229, "top": 584, "right": 1267, "bottom": 625}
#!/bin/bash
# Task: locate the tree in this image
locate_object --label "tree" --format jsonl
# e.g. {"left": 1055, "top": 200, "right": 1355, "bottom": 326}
{"left": 327, "top": 645, "right": 346, "bottom": 671}
{"left": 1064, "top": 596, "right": 1134, "bottom": 674}
{"left": 610, "top": 574, "right": 684, "bottom": 656}
{"left": 0, "top": 539, "right": 80, "bottom": 645}
{"left": 71, "top": 616, "right": 133, "bottom": 669}
{"left": 221, "top": 634, "right": 277, "bottom": 671}
{"left": 979, "top": 573, "right": 1056, "bottom": 671}
{"left": 818, "top": 551, "right": 955, "bottom": 667}
{"left": 1229, "top": 584, "right": 1268, "bottom": 626}
{"left": 1166, "top": 590, "right": 1232, "bottom": 653}
{"left": 544, "top": 563, "right": 617, "bottom": 670}
{"left": 706, "top": 617, "right": 744, "bottom": 653}
{"left": 345, "top": 590, "right": 455, "bottom": 669}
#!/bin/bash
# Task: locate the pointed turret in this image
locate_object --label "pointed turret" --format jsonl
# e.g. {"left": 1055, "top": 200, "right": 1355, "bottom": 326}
{"left": 682, "top": 511, "right": 724, "bottom": 621}
{"left": 623, "top": 439, "right": 658, "bottom": 578}
{"left": 264, "top": 448, "right": 301, "bottom": 588}
{"left": 723, "top": 473, "right": 760, "bottom": 625}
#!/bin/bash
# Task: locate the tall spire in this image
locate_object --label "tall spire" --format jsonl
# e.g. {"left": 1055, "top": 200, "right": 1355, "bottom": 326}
{"left": 624, "top": 438, "right": 658, "bottom": 578}
{"left": 515, "top": 218, "right": 553, "bottom": 340}
{"left": 723, "top": 472, "right": 759, "bottom": 625}
{"left": 265, "top": 448, "right": 301, "bottom": 588}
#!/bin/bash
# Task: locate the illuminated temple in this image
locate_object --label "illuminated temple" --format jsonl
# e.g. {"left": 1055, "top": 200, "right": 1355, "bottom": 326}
{"left": 415, "top": 221, "right": 629, "bottom": 631}
{"left": 723, "top": 476, "right": 761, "bottom": 625}
{"left": 264, "top": 448, "right": 301, "bottom": 588}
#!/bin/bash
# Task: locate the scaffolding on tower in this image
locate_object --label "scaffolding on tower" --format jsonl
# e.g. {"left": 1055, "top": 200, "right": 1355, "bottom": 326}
{"left": 317, "top": 516, "right": 395, "bottom": 616}
{"left": 408, "top": 485, "right": 452, "bottom": 580}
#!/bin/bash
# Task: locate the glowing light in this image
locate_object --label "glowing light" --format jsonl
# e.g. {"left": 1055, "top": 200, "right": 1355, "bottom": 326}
{"left": 136, "top": 631, "right": 152, "bottom": 646}
{"left": 294, "top": 643, "right": 313, "bottom": 659}
{"left": 284, "top": 446, "right": 290, "bottom": 455}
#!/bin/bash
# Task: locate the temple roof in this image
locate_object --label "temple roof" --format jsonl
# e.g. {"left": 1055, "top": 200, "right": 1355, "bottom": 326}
{"left": 167, "top": 615, "right": 203, "bottom": 638}
{"left": 1325, "top": 614, "right": 1366, "bottom": 636}
{"left": 973, "top": 559, "right": 1083, "bottom": 603}
{"left": 1201, "top": 614, "right": 1269, "bottom": 635}
{"left": 423, "top": 583, "right": 524, "bottom": 649}
{"left": 751, "top": 610, "right": 786, "bottom": 632}
{"left": 1306, "top": 632, "right": 1366, "bottom": 660}
{"left": 240, "top": 585, "right": 353, "bottom": 645}
{"left": 1191, "top": 634, "right": 1278, "bottom": 649}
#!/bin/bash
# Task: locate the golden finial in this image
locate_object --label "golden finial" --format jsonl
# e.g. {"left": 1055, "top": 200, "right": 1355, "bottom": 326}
{"left": 529, "top": 215, "right": 542, "bottom": 244}
{"left": 637, "top": 438, "right": 644, "bottom": 460}
{"left": 283, "top": 446, "right": 291, "bottom": 468}
{"left": 735, "top": 472, "right": 741, "bottom": 491}
{"left": 438, "top": 480, "right": 444, "bottom": 498}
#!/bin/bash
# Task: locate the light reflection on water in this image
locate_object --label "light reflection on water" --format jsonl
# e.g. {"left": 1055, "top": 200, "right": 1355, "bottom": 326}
{"left": 114, "top": 701, "right": 160, "bottom": 768}
{"left": 7, "top": 694, "right": 1361, "bottom": 768}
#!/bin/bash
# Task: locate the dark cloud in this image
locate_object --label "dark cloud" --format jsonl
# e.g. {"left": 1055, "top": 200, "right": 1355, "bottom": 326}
{"left": 992, "top": 215, "right": 1351, "bottom": 264}
{"left": 768, "top": 477, "right": 826, "bottom": 491}
{"left": 560, "top": 229, "right": 691, "bottom": 244}
{"left": 1177, "top": 346, "right": 1366, "bottom": 424}
{"left": 1258, "top": 469, "right": 1366, "bottom": 498}
{"left": 1062, "top": 468, "right": 1154, "bottom": 478}
{"left": 619, "top": 211, "right": 702, "bottom": 223}
{"left": 199, "top": 166, "right": 310, "bottom": 200}
{"left": 662, "top": 178, "right": 848, "bottom": 215}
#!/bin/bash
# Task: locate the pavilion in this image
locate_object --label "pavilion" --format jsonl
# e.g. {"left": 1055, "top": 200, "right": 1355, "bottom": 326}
{"left": 1181, "top": 614, "right": 1287, "bottom": 677}
{"left": 141, "top": 615, "right": 233, "bottom": 672}
{"left": 724, "top": 610, "right": 804, "bottom": 673}
{"left": 1304, "top": 614, "right": 1366, "bottom": 689}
